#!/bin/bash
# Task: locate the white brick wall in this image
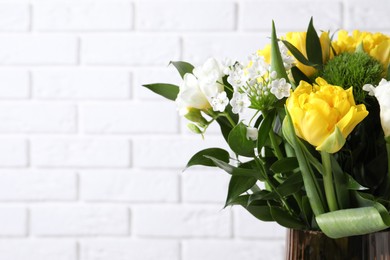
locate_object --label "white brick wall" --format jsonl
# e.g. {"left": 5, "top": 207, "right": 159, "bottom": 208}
{"left": 0, "top": 0, "right": 386, "bottom": 259}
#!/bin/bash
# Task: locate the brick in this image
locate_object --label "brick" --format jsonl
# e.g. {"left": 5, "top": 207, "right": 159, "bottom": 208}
{"left": 134, "top": 205, "right": 231, "bottom": 238}
{"left": 0, "top": 240, "right": 76, "bottom": 260}
{"left": 82, "top": 34, "right": 180, "bottom": 65}
{"left": 133, "top": 68, "right": 181, "bottom": 100}
{"left": 137, "top": 1, "right": 235, "bottom": 31}
{"left": 0, "top": 170, "right": 76, "bottom": 201}
{"left": 33, "top": 69, "right": 131, "bottom": 99}
{"left": 0, "top": 103, "right": 76, "bottom": 133}
{"left": 80, "top": 239, "right": 179, "bottom": 260}
{"left": 34, "top": 2, "right": 133, "bottom": 31}
{"left": 0, "top": 35, "right": 77, "bottom": 65}
{"left": 182, "top": 168, "right": 230, "bottom": 203}
{"left": 0, "top": 207, "right": 26, "bottom": 236}
{"left": 0, "top": 70, "right": 29, "bottom": 98}
{"left": 347, "top": 0, "right": 390, "bottom": 30}
{"left": 80, "top": 169, "right": 178, "bottom": 202}
{"left": 31, "top": 206, "right": 129, "bottom": 236}
{"left": 183, "top": 240, "right": 285, "bottom": 260}
{"left": 80, "top": 102, "right": 178, "bottom": 134}
{"left": 133, "top": 136, "right": 227, "bottom": 168}
{"left": 31, "top": 138, "right": 131, "bottom": 167}
{"left": 0, "top": 3, "right": 29, "bottom": 31}
{"left": 234, "top": 207, "right": 286, "bottom": 239}
{"left": 239, "top": 1, "right": 342, "bottom": 31}
{"left": 0, "top": 138, "right": 27, "bottom": 167}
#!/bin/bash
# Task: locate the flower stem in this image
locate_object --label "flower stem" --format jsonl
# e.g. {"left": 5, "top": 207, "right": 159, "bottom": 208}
{"left": 321, "top": 151, "right": 338, "bottom": 212}
{"left": 224, "top": 112, "right": 237, "bottom": 128}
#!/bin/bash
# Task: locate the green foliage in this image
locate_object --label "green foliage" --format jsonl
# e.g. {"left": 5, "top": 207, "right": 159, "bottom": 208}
{"left": 321, "top": 52, "right": 384, "bottom": 103}
{"left": 185, "top": 148, "right": 230, "bottom": 169}
{"left": 306, "top": 17, "right": 323, "bottom": 69}
{"left": 228, "top": 122, "right": 256, "bottom": 157}
{"left": 169, "top": 61, "right": 194, "bottom": 78}
{"left": 142, "top": 83, "right": 179, "bottom": 101}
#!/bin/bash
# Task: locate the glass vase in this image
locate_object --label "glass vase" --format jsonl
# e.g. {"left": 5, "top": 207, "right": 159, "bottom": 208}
{"left": 285, "top": 228, "right": 390, "bottom": 260}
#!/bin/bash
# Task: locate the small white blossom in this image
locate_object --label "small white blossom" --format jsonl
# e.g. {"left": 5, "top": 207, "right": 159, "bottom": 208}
{"left": 230, "top": 92, "right": 251, "bottom": 114}
{"left": 270, "top": 71, "right": 278, "bottom": 80}
{"left": 270, "top": 78, "right": 291, "bottom": 99}
{"left": 211, "top": 91, "right": 229, "bottom": 112}
{"left": 363, "top": 79, "right": 390, "bottom": 137}
{"left": 222, "top": 58, "right": 235, "bottom": 75}
{"left": 247, "top": 53, "right": 270, "bottom": 79}
{"left": 279, "top": 42, "right": 295, "bottom": 70}
{"left": 246, "top": 127, "right": 258, "bottom": 141}
{"left": 227, "top": 63, "right": 248, "bottom": 90}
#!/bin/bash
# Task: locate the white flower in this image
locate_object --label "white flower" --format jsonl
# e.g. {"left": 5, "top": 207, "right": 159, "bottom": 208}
{"left": 270, "top": 78, "right": 291, "bottom": 100}
{"left": 246, "top": 127, "right": 258, "bottom": 141}
{"left": 247, "top": 53, "right": 270, "bottom": 79}
{"left": 230, "top": 92, "right": 251, "bottom": 114}
{"left": 222, "top": 58, "right": 235, "bottom": 75}
{"left": 227, "top": 63, "right": 248, "bottom": 90}
{"left": 279, "top": 42, "right": 295, "bottom": 70}
{"left": 363, "top": 79, "right": 390, "bottom": 137}
{"left": 176, "top": 58, "right": 224, "bottom": 115}
{"left": 211, "top": 91, "right": 229, "bottom": 112}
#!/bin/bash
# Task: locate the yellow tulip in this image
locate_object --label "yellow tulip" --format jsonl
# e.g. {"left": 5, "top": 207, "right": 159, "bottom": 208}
{"left": 258, "top": 31, "right": 332, "bottom": 77}
{"left": 332, "top": 30, "right": 390, "bottom": 69}
{"left": 286, "top": 78, "right": 369, "bottom": 153}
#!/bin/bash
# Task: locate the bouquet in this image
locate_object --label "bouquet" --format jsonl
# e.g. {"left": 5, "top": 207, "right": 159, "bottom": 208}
{"left": 144, "top": 18, "right": 390, "bottom": 239}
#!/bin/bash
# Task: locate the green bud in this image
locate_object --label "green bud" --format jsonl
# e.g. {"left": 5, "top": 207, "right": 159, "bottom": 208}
{"left": 187, "top": 123, "right": 203, "bottom": 135}
{"left": 184, "top": 108, "right": 208, "bottom": 127}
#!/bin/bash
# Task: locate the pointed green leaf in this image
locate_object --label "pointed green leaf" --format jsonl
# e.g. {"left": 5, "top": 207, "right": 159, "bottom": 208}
{"left": 277, "top": 173, "right": 304, "bottom": 196}
{"left": 142, "top": 83, "right": 179, "bottom": 101}
{"left": 228, "top": 122, "right": 256, "bottom": 157}
{"left": 270, "top": 206, "right": 305, "bottom": 229}
{"left": 257, "top": 110, "right": 275, "bottom": 150}
{"left": 228, "top": 195, "right": 274, "bottom": 221}
{"left": 225, "top": 175, "right": 257, "bottom": 206}
{"left": 290, "top": 66, "right": 312, "bottom": 86}
{"left": 187, "top": 123, "right": 203, "bottom": 134}
{"left": 185, "top": 148, "right": 229, "bottom": 169}
{"left": 203, "top": 156, "right": 261, "bottom": 178}
{"left": 169, "top": 61, "right": 194, "bottom": 79}
{"left": 281, "top": 40, "right": 317, "bottom": 67}
{"left": 270, "top": 157, "right": 299, "bottom": 173}
{"left": 306, "top": 17, "right": 323, "bottom": 68}
{"left": 271, "top": 21, "right": 289, "bottom": 81}
{"left": 329, "top": 155, "right": 349, "bottom": 209}
{"left": 386, "top": 65, "right": 390, "bottom": 81}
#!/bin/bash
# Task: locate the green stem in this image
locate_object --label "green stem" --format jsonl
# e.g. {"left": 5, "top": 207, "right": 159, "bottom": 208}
{"left": 224, "top": 112, "right": 237, "bottom": 128}
{"left": 269, "top": 130, "right": 283, "bottom": 160}
{"left": 321, "top": 151, "right": 338, "bottom": 212}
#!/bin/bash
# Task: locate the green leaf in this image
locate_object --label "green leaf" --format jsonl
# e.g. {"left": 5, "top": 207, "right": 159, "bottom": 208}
{"left": 142, "top": 83, "right": 179, "bottom": 101}
{"left": 270, "top": 206, "right": 305, "bottom": 229}
{"left": 184, "top": 109, "right": 208, "bottom": 126}
{"left": 276, "top": 173, "right": 304, "bottom": 197}
{"left": 316, "top": 206, "right": 390, "bottom": 239}
{"left": 225, "top": 175, "right": 257, "bottom": 206}
{"left": 169, "top": 61, "right": 194, "bottom": 79}
{"left": 228, "top": 195, "right": 274, "bottom": 221}
{"left": 386, "top": 65, "right": 390, "bottom": 81}
{"left": 306, "top": 17, "right": 323, "bottom": 68}
{"left": 216, "top": 105, "right": 239, "bottom": 143}
{"left": 185, "top": 148, "right": 229, "bottom": 169}
{"left": 290, "top": 66, "right": 312, "bottom": 86}
{"left": 270, "top": 21, "right": 289, "bottom": 81}
{"left": 257, "top": 110, "right": 275, "bottom": 151}
{"left": 228, "top": 122, "right": 256, "bottom": 157}
{"left": 282, "top": 109, "right": 326, "bottom": 216}
{"left": 204, "top": 156, "right": 261, "bottom": 178}
{"left": 187, "top": 123, "right": 203, "bottom": 134}
{"left": 281, "top": 40, "right": 317, "bottom": 67}
{"left": 249, "top": 190, "right": 279, "bottom": 202}
{"left": 270, "top": 157, "right": 299, "bottom": 173}
{"left": 347, "top": 175, "right": 368, "bottom": 190}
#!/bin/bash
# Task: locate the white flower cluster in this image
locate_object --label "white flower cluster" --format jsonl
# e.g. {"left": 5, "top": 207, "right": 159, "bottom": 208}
{"left": 226, "top": 52, "right": 292, "bottom": 113}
